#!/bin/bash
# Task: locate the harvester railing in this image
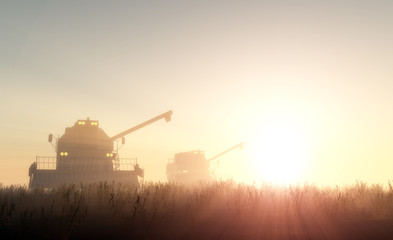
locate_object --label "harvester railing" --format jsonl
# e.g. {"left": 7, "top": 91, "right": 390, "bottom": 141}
{"left": 36, "top": 156, "right": 57, "bottom": 170}
{"left": 113, "top": 158, "right": 138, "bottom": 171}
{"left": 35, "top": 156, "right": 138, "bottom": 171}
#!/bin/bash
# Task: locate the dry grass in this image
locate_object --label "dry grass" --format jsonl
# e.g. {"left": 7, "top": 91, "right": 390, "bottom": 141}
{"left": 1, "top": 181, "right": 393, "bottom": 239}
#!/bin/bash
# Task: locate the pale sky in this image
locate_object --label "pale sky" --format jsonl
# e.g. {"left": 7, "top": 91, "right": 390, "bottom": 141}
{"left": 1, "top": 1, "right": 393, "bottom": 186}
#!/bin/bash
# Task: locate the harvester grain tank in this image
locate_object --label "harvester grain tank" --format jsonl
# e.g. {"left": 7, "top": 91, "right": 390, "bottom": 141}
{"left": 29, "top": 110, "right": 173, "bottom": 188}
{"left": 166, "top": 142, "right": 244, "bottom": 183}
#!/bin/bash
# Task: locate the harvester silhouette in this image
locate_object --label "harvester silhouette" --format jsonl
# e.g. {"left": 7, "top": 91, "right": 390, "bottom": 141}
{"left": 166, "top": 142, "right": 244, "bottom": 183}
{"left": 28, "top": 111, "right": 173, "bottom": 188}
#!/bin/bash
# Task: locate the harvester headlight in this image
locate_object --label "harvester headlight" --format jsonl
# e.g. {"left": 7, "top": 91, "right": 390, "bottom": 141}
{"left": 106, "top": 153, "right": 113, "bottom": 157}
{"left": 60, "top": 152, "right": 68, "bottom": 156}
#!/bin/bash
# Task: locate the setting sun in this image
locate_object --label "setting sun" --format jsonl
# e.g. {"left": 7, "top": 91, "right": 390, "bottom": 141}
{"left": 249, "top": 120, "right": 308, "bottom": 184}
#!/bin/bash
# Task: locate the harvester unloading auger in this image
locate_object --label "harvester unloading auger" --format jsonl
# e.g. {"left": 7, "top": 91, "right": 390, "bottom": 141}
{"left": 166, "top": 142, "right": 244, "bottom": 183}
{"left": 28, "top": 110, "right": 173, "bottom": 189}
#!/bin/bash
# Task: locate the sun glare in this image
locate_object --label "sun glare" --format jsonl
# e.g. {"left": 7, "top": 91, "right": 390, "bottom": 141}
{"left": 249, "top": 120, "right": 308, "bottom": 184}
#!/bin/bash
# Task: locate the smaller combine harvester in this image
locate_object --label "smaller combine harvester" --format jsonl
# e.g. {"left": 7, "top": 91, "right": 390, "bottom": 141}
{"left": 29, "top": 111, "right": 173, "bottom": 189}
{"left": 166, "top": 142, "right": 244, "bottom": 183}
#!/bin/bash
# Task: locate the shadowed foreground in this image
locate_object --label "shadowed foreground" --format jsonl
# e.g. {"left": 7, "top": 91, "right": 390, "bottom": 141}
{"left": 1, "top": 181, "right": 393, "bottom": 239}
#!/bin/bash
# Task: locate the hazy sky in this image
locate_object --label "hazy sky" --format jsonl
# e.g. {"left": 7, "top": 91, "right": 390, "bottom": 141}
{"left": 1, "top": 1, "right": 393, "bottom": 186}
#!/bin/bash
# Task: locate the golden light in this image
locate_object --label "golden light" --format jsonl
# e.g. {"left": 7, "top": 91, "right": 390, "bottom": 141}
{"left": 249, "top": 120, "right": 309, "bottom": 184}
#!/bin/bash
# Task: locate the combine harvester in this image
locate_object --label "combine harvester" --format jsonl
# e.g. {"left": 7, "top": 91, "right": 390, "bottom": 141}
{"left": 28, "top": 111, "right": 173, "bottom": 189}
{"left": 166, "top": 142, "right": 244, "bottom": 184}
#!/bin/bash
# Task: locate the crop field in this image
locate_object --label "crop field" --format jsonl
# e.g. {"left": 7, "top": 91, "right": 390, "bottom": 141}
{"left": 1, "top": 181, "right": 393, "bottom": 239}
